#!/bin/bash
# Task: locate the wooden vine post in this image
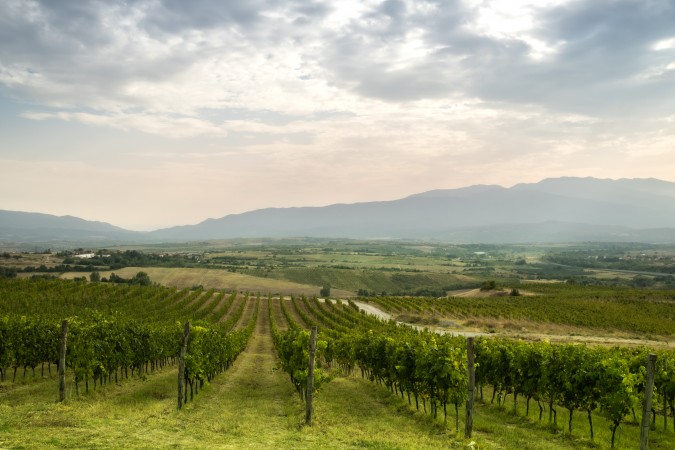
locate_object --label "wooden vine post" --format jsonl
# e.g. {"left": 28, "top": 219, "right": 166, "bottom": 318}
{"left": 177, "top": 321, "right": 191, "bottom": 410}
{"left": 58, "top": 320, "right": 68, "bottom": 402}
{"left": 663, "top": 360, "right": 668, "bottom": 432}
{"left": 640, "top": 353, "right": 657, "bottom": 450}
{"left": 465, "top": 336, "right": 475, "bottom": 438}
{"left": 305, "top": 326, "right": 318, "bottom": 426}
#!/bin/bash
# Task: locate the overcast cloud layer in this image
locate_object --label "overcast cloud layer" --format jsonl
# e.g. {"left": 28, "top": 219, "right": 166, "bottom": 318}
{"left": 1, "top": 0, "right": 674, "bottom": 230}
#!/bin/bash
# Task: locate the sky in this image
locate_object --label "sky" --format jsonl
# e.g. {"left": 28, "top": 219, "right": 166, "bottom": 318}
{"left": 1, "top": 0, "right": 675, "bottom": 231}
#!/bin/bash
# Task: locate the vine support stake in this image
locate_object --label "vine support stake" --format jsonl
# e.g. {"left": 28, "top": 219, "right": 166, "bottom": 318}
{"left": 58, "top": 319, "right": 68, "bottom": 402}
{"left": 465, "top": 336, "right": 475, "bottom": 438}
{"left": 177, "top": 321, "right": 191, "bottom": 410}
{"left": 640, "top": 353, "right": 657, "bottom": 450}
{"left": 305, "top": 326, "right": 318, "bottom": 426}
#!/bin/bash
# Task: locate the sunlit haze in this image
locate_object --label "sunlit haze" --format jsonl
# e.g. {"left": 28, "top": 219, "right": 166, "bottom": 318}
{"left": 1, "top": 0, "right": 674, "bottom": 230}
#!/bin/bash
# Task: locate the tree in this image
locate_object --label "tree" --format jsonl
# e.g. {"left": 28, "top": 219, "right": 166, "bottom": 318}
{"left": 108, "top": 273, "right": 127, "bottom": 283}
{"left": 131, "top": 271, "right": 151, "bottom": 286}
{"left": 480, "top": 280, "right": 496, "bottom": 291}
{"left": 90, "top": 271, "right": 101, "bottom": 282}
{"left": 0, "top": 267, "right": 17, "bottom": 279}
{"left": 320, "top": 284, "right": 331, "bottom": 298}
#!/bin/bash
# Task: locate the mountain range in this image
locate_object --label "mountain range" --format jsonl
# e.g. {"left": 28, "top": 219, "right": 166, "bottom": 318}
{"left": 3, "top": 177, "right": 675, "bottom": 246}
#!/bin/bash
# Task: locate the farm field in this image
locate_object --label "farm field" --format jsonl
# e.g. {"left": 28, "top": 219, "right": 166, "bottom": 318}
{"left": 1, "top": 277, "right": 675, "bottom": 449}
{"left": 0, "top": 303, "right": 623, "bottom": 450}
{"left": 8, "top": 240, "right": 675, "bottom": 297}
{"left": 20, "top": 239, "right": 475, "bottom": 296}
{"left": 2, "top": 241, "right": 675, "bottom": 449}
{"left": 59, "top": 266, "right": 353, "bottom": 297}
{"left": 360, "top": 284, "right": 675, "bottom": 348}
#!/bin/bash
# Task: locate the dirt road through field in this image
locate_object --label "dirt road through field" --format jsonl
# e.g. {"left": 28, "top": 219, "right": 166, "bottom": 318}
{"left": 352, "top": 300, "right": 487, "bottom": 338}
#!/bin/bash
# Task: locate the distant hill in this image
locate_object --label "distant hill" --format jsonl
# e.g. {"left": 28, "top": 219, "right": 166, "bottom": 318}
{"left": 150, "top": 177, "right": 675, "bottom": 243}
{"left": 0, "top": 210, "right": 146, "bottom": 247}
{"left": 3, "top": 177, "right": 675, "bottom": 245}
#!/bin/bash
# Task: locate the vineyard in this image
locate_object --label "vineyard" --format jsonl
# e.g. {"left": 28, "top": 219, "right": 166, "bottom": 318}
{"left": 0, "top": 279, "right": 256, "bottom": 398}
{"left": 269, "top": 293, "right": 675, "bottom": 448}
{"left": 366, "top": 284, "right": 675, "bottom": 337}
{"left": 1, "top": 278, "right": 675, "bottom": 449}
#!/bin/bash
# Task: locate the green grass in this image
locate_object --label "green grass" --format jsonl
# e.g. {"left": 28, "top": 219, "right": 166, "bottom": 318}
{"left": 470, "top": 386, "right": 675, "bottom": 450}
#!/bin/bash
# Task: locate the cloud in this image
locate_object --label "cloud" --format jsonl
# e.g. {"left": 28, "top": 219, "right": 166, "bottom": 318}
{"left": 315, "top": 0, "right": 675, "bottom": 117}
{"left": 0, "top": 0, "right": 197, "bottom": 111}
{"left": 473, "top": 0, "right": 675, "bottom": 116}
{"left": 21, "top": 110, "right": 228, "bottom": 138}
{"left": 3, "top": 0, "right": 673, "bottom": 124}
{"left": 141, "top": 0, "right": 266, "bottom": 33}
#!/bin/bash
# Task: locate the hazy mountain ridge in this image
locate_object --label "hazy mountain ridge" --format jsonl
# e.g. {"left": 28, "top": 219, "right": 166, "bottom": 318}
{"left": 0, "top": 210, "right": 126, "bottom": 232}
{"left": 0, "top": 210, "right": 146, "bottom": 245}
{"left": 149, "top": 177, "right": 675, "bottom": 241}
{"left": 3, "top": 177, "right": 675, "bottom": 245}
